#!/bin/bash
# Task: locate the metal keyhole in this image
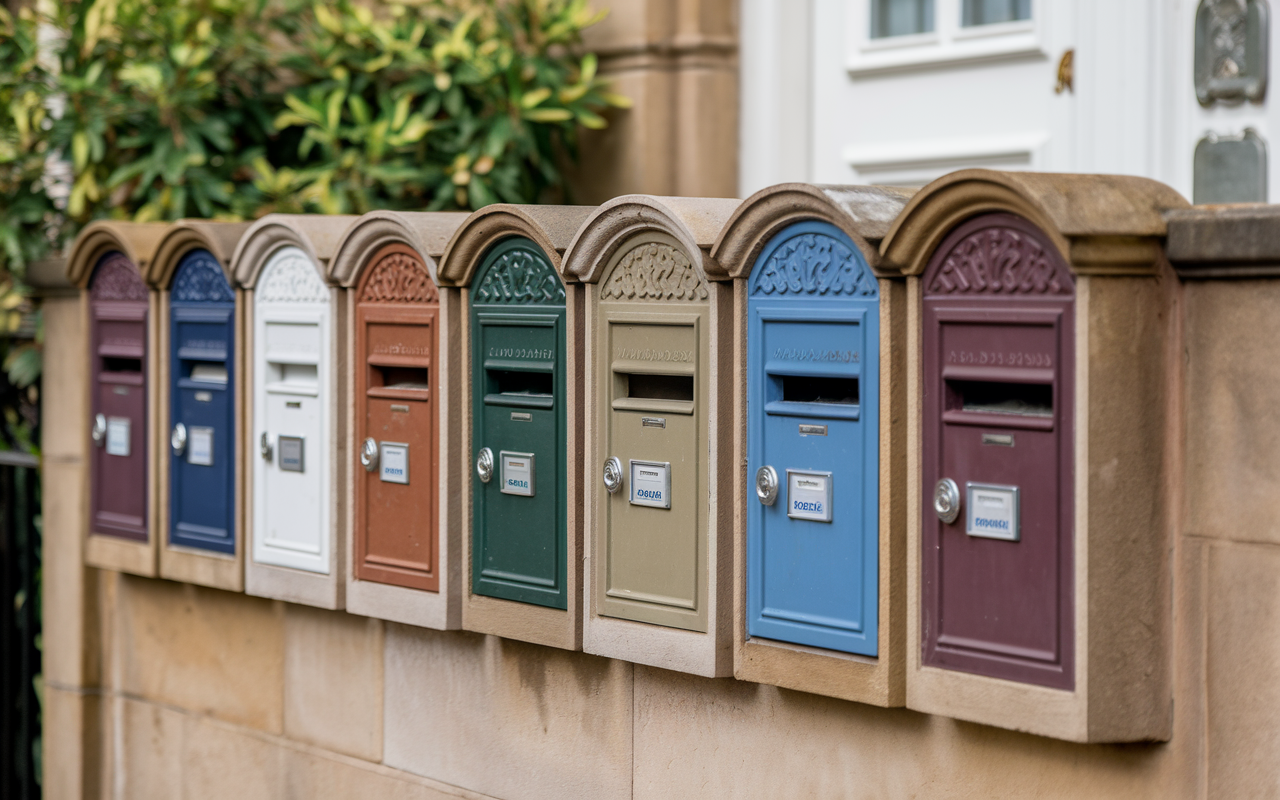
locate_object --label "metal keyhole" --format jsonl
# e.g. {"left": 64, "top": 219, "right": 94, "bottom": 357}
{"left": 755, "top": 465, "right": 779, "bottom": 506}
{"left": 92, "top": 413, "right": 107, "bottom": 446}
{"left": 476, "top": 447, "right": 494, "bottom": 484}
{"left": 934, "top": 478, "right": 961, "bottom": 524}
{"left": 602, "top": 457, "right": 623, "bottom": 494}
{"left": 260, "top": 432, "right": 274, "bottom": 462}
{"left": 171, "top": 422, "right": 188, "bottom": 455}
{"left": 360, "top": 438, "right": 379, "bottom": 472}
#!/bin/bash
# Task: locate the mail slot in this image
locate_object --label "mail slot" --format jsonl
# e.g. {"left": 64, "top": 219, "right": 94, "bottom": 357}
{"left": 353, "top": 243, "right": 439, "bottom": 591}
{"left": 89, "top": 251, "right": 150, "bottom": 543}
{"left": 920, "top": 212, "right": 1074, "bottom": 690}
{"left": 470, "top": 237, "right": 567, "bottom": 609}
{"left": 746, "top": 221, "right": 879, "bottom": 656}
{"left": 167, "top": 248, "right": 236, "bottom": 554}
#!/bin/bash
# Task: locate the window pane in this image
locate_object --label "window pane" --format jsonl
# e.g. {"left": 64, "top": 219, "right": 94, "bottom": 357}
{"left": 962, "top": 0, "right": 1031, "bottom": 26}
{"left": 871, "top": 0, "right": 935, "bottom": 38}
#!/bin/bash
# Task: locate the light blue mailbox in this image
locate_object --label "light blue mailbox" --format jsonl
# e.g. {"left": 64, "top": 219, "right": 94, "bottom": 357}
{"left": 746, "top": 221, "right": 879, "bottom": 655}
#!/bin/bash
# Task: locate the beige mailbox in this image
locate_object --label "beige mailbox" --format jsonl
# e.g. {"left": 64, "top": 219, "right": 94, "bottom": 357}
{"left": 232, "top": 214, "right": 357, "bottom": 610}
{"left": 327, "top": 210, "right": 468, "bottom": 629}
{"left": 563, "top": 196, "right": 739, "bottom": 677}
{"left": 66, "top": 221, "right": 170, "bottom": 578}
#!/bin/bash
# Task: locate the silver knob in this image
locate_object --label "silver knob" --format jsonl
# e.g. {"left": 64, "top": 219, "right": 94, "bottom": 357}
{"left": 603, "top": 456, "right": 623, "bottom": 494}
{"left": 360, "top": 438, "right": 379, "bottom": 471}
{"left": 171, "top": 422, "right": 188, "bottom": 455}
{"left": 476, "top": 447, "right": 494, "bottom": 483}
{"left": 934, "top": 478, "right": 961, "bottom": 524}
{"left": 92, "top": 413, "right": 107, "bottom": 446}
{"left": 755, "top": 465, "right": 779, "bottom": 506}
{"left": 260, "top": 432, "right": 273, "bottom": 462}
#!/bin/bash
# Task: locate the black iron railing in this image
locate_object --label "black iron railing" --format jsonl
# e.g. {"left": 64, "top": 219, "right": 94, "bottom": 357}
{"left": 0, "top": 450, "right": 41, "bottom": 800}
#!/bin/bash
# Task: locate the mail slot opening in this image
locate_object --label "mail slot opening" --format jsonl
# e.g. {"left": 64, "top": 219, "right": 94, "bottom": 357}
{"left": 625, "top": 373, "right": 694, "bottom": 402}
{"left": 372, "top": 365, "right": 430, "bottom": 391}
{"left": 947, "top": 380, "right": 1053, "bottom": 417}
{"left": 187, "top": 362, "right": 228, "bottom": 384}
{"left": 489, "top": 369, "right": 553, "bottom": 397}
{"left": 102, "top": 356, "right": 142, "bottom": 374}
{"left": 779, "top": 375, "right": 859, "bottom": 405}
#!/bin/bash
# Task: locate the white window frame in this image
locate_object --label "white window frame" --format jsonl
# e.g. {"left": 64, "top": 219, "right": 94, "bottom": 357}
{"left": 847, "top": 0, "right": 1046, "bottom": 77}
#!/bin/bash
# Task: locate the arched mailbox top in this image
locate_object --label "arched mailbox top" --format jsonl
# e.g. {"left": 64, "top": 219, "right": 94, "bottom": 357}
{"left": 171, "top": 249, "right": 235, "bottom": 303}
{"left": 562, "top": 195, "right": 740, "bottom": 287}
{"left": 89, "top": 252, "right": 149, "bottom": 301}
{"left": 255, "top": 246, "right": 330, "bottom": 304}
{"left": 68, "top": 221, "right": 170, "bottom": 289}
{"left": 353, "top": 244, "right": 439, "bottom": 305}
{"left": 879, "top": 169, "right": 1187, "bottom": 278}
{"left": 328, "top": 211, "right": 469, "bottom": 289}
{"left": 231, "top": 214, "right": 358, "bottom": 290}
{"left": 748, "top": 221, "right": 879, "bottom": 300}
{"left": 470, "top": 238, "right": 565, "bottom": 306}
{"left": 148, "top": 220, "right": 250, "bottom": 290}
{"left": 713, "top": 183, "right": 914, "bottom": 280}
{"left": 922, "top": 213, "right": 1076, "bottom": 299}
{"left": 439, "top": 204, "right": 593, "bottom": 287}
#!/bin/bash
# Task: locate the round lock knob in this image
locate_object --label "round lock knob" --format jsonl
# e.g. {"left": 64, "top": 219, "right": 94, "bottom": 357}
{"left": 602, "top": 457, "right": 623, "bottom": 494}
{"left": 92, "top": 413, "right": 107, "bottom": 446}
{"left": 260, "top": 432, "right": 273, "bottom": 462}
{"left": 755, "top": 465, "right": 779, "bottom": 506}
{"left": 934, "top": 478, "right": 961, "bottom": 524}
{"left": 171, "top": 422, "right": 188, "bottom": 455}
{"left": 476, "top": 447, "right": 494, "bottom": 484}
{"left": 360, "top": 438, "right": 379, "bottom": 472}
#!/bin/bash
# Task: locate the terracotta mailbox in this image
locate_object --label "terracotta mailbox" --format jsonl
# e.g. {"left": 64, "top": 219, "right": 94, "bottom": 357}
{"left": 67, "top": 222, "right": 169, "bottom": 577}
{"left": 711, "top": 184, "right": 912, "bottom": 706}
{"left": 328, "top": 211, "right": 468, "bottom": 630}
{"left": 438, "top": 205, "right": 592, "bottom": 650}
{"left": 564, "top": 196, "right": 739, "bottom": 677}
{"left": 147, "top": 221, "right": 250, "bottom": 591}
{"left": 879, "top": 169, "right": 1186, "bottom": 742}
{"left": 232, "top": 214, "right": 357, "bottom": 610}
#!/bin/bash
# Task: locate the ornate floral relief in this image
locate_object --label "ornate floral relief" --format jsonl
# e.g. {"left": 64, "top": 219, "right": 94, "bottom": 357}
{"left": 90, "top": 253, "right": 148, "bottom": 301}
{"left": 256, "top": 250, "right": 328, "bottom": 303}
{"left": 359, "top": 252, "right": 438, "bottom": 303}
{"left": 750, "top": 232, "right": 877, "bottom": 297}
{"left": 473, "top": 248, "right": 564, "bottom": 305}
{"left": 925, "top": 226, "right": 1072, "bottom": 296}
{"left": 600, "top": 242, "right": 708, "bottom": 302}
{"left": 172, "top": 250, "right": 234, "bottom": 303}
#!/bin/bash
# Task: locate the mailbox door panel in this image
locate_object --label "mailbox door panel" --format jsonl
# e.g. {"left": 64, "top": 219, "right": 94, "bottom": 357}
{"left": 921, "top": 213, "right": 1075, "bottom": 690}
{"left": 746, "top": 222, "right": 880, "bottom": 655}
{"left": 252, "top": 247, "right": 331, "bottom": 574}
{"left": 169, "top": 250, "right": 236, "bottom": 553}
{"left": 89, "top": 253, "right": 149, "bottom": 541}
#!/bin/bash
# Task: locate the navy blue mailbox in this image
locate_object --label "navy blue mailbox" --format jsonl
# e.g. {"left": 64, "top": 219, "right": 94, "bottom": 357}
{"left": 746, "top": 220, "right": 879, "bottom": 655}
{"left": 168, "top": 249, "right": 236, "bottom": 553}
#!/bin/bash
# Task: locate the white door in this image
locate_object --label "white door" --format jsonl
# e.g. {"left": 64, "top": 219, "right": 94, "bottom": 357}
{"left": 252, "top": 247, "right": 332, "bottom": 574}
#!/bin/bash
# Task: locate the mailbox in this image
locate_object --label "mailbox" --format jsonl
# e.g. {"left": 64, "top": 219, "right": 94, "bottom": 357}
{"left": 879, "top": 169, "right": 1185, "bottom": 742}
{"left": 232, "top": 214, "right": 357, "bottom": 609}
{"left": 564, "top": 196, "right": 739, "bottom": 677}
{"left": 438, "top": 205, "right": 592, "bottom": 650}
{"left": 67, "top": 222, "right": 170, "bottom": 577}
{"left": 327, "top": 210, "right": 468, "bottom": 630}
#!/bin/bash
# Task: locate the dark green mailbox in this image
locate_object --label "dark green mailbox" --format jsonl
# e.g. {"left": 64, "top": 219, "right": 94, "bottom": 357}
{"left": 471, "top": 237, "right": 568, "bottom": 609}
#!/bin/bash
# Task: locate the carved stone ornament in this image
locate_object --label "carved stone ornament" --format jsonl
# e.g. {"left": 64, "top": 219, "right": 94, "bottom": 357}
{"left": 751, "top": 231, "right": 877, "bottom": 298}
{"left": 172, "top": 250, "right": 234, "bottom": 303}
{"left": 256, "top": 249, "right": 328, "bottom": 303}
{"left": 359, "top": 251, "right": 438, "bottom": 304}
{"left": 926, "top": 225, "right": 1073, "bottom": 296}
{"left": 1195, "top": 0, "right": 1269, "bottom": 105}
{"left": 600, "top": 242, "right": 708, "bottom": 302}
{"left": 474, "top": 247, "right": 564, "bottom": 305}
{"left": 90, "top": 252, "right": 148, "bottom": 302}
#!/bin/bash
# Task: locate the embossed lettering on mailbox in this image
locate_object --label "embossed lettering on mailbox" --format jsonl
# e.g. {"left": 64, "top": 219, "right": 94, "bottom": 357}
{"left": 471, "top": 238, "right": 567, "bottom": 609}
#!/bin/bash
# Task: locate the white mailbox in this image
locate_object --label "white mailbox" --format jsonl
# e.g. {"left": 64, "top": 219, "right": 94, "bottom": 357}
{"left": 232, "top": 214, "right": 357, "bottom": 609}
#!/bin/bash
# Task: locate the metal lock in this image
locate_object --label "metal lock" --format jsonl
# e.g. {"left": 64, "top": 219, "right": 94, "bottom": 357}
{"left": 92, "top": 413, "right": 107, "bottom": 447}
{"left": 755, "top": 465, "right": 779, "bottom": 506}
{"left": 171, "top": 422, "right": 188, "bottom": 455}
{"left": 260, "top": 431, "right": 273, "bottom": 462}
{"left": 602, "top": 456, "right": 623, "bottom": 494}
{"left": 934, "top": 478, "right": 961, "bottom": 524}
{"left": 476, "top": 447, "right": 494, "bottom": 484}
{"left": 360, "top": 437, "right": 379, "bottom": 472}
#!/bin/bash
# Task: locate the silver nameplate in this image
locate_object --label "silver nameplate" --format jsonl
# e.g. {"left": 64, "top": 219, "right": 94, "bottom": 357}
{"left": 641, "top": 417, "right": 666, "bottom": 429}
{"left": 500, "top": 451, "right": 535, "bottom": 496}
{"left": 105, "top": 417, "right": 131, "bottom": 457}
{"left": 510, "top": 411, "right": 532, "bottom": 422}
{"left": 966, "top": 482, "right": 1020, "bottom": 541}
{"left": 982, "top": 433, "right": 1015, "bottom": 447}
{"left": 629, "top": 460, "right": 671, "bottom": 509}
{"left": 194, "top": 391, "right": 213, "bottom": 403}
{"left": 390, "top": 404, "right": 410, "bottom": 413}
{"left": 380, "top": 442, "right": 409, "bottom": 484}
{"left": 188, "top": 426, "right": 215, "bottom": 466}
{"left": 787, "top": 470, "right": 833, "bottom": 522}
{"left": 278, "top": 436, "right": 305, "bottom": 473}
{"left": 799, "top": 424, "right": 827, "bottom": 437}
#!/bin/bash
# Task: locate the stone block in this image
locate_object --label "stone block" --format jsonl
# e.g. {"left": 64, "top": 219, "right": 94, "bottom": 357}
{"left": 41, "top": 296, "right": 87, "bottom": 461}
{"left": 43, "top": 685, "right": 102, "bottom": 800}
{"left": 284, "top": 604, "right": 383, "bottom": 761}
{"left": 282, "top": 746, "right": 495, "bottom": 800}
{"left": 42, "top": 458, "right": 95, "bottom": 688}
{"left": 383, "top": 625, "right": 632, "bottom": 800}
{"left": 182, "top": 714, "right": 285, "bottom": 800}
{"left": 118, "top": 697, "right": 184, "bottom": 800}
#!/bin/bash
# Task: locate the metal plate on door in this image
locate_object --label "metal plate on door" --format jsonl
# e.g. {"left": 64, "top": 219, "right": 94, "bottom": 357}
{"left": 278, "top": 436, "right": 305, "bottom": 473}
{"left": 786, "top": 470, "right": 833, "bottom": 522}
{"left": 187, "top": 426, "right": 215, "bottom": 466}
{"left": 500, "top": 451, "right": 535, "bottom": 496}
{"left": 629, "top": 460, "right": 671, "bottom": 509}
{"left": 105, "top": 417, "right": 131, "bottom": 457}
{"left": 965, "top": 482, "right": 1020, "bottom": 541}
{"left": 379, "top": 442, "right": 409, "bottom": 484}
